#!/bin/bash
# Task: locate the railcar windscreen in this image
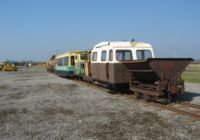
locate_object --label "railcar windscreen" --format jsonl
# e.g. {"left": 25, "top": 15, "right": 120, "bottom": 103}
{"left": 116, "top": 50, "right": 132, "bottom": 61}
{"left": 136, "top": 50, "right": 152, "bottom": 60}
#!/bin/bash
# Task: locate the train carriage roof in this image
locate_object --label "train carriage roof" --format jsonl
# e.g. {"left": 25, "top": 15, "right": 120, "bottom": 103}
{"left": 56, "top": 52, "right": 78, "bottom": 59}
{"left": 55, "top": 50, "right": 89, "bottom": 59}
{"left": 93, "top": 41, "right": 152, "bottom": 49}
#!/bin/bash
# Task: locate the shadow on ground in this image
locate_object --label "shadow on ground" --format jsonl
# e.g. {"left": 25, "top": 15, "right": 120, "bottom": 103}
{"left": 178, "top": 92, "right": 200, "bottom": 102}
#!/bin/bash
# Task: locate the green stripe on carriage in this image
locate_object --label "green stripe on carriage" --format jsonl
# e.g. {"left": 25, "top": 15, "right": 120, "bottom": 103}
{"left": 55, "top": 66, "right": 75, "bottom": 72}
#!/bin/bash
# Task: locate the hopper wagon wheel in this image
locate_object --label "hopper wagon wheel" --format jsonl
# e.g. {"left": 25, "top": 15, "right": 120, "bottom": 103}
{"left": 143, "top": 94, "right": 151, "bottom": 102}
{"left": 171, "top": 94, "right": 179, "bottom": 103}
{"left": 135, "top": 92, "right": 141, "bottom": 99}
{"left": 150, "top": 96, "right": 157, "bottom": 102}
{"left": 167, "top": 92, "right": 173, "bottom": 104}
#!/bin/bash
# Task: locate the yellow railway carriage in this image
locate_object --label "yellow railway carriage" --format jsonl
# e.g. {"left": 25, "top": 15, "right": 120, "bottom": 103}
{"left": 55, "top": 52, "right": 78, "bottom": 77}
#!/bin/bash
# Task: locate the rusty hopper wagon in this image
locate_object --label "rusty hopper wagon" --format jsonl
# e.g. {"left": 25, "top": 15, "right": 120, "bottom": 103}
{"left": 122, "top": 58, "right": 193, "bottom": 103}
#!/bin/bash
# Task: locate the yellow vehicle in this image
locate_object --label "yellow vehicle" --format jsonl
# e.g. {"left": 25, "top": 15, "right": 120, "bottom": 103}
{"left": 0, "top": 65, "right": 3, "bottom": 71}
{"left": 2, "top": 63, "right": 17, "bottom": 71}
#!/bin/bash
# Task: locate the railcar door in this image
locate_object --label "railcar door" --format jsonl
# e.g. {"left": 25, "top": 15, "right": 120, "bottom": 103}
{"left": 85, "top": 51, "right": 92, "bottom": 77}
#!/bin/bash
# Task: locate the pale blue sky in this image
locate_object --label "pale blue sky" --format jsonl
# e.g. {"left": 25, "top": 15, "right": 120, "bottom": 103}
{"left": 0, "top": 0, "right": 199, "bottom": 61}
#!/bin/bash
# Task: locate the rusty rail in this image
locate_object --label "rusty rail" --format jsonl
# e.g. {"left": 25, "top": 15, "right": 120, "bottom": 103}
{"left": 149, "top": 102, "right": 200, "bottom": 120}
{"left": 180, "top": 102, "right": 200, "bottom": 109}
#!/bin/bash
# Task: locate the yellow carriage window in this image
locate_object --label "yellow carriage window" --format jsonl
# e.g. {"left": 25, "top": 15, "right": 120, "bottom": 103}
{"left": 63, "top": 57, "right": 69, "bottom": 66}
{"left": 57, "top": 58, "right": 63, "bottom": 66}
{"left": 80, "top": 54, "right": 86, "bottom": 60}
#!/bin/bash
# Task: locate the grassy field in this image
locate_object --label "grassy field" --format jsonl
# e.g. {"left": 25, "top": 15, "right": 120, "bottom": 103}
{"left": 182, "top": 63, "right": 200, "bottom": 83}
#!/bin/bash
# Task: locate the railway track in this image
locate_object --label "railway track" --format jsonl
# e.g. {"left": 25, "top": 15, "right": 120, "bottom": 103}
{"left": 180, "top": 102, "right": 200, "bottom": 109}
{"left": 150, "top": 102, "right": 200, "bottom": 120}
{"left": 71, "top": 78, "right": 200, "bottom": 120}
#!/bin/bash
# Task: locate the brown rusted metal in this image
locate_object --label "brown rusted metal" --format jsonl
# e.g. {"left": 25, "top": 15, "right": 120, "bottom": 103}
{"left": 130, "top": 87, "right": 160, "bottom": 96}
{"left": 122, "top": 58, "right": 193, "bottom": 100}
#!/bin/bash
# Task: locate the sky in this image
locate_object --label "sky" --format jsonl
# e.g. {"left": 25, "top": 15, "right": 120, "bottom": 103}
{"left": 0, "top": 0, "right": 200, "bottom": 61}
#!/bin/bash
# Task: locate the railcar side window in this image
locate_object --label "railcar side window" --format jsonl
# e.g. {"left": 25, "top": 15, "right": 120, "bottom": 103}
{"left": 92, "top": 52, "right": 97, "bottom": 61}
{"left": 109, "top": 50, "right": 113, "bottom": 61}
{"left": 136, "top": 50, "right": 152, "bottom": 60}
{"left": 116, "top": 50, "right": 132, "bottom": 61}
{"left": 63, "top": 57, "right": 69, "bottom": 66}
{"left": 101, "top": 51, "right": 107, "bottom": 61}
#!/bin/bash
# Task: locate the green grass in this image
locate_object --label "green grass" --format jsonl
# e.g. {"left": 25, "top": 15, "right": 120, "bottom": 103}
{"left": 182, "top": 63, "right": 200, "bottom": 83}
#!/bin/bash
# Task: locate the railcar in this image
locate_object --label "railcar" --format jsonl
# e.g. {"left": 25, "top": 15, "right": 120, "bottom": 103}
{"left": 90, "top": 41, "right": 155, "bottom": 89}
{"left": 90, "top": 41, "right": 192, "bottom": 103}
{"left": 55, "top": 52, "right": 77, "bottom": 77}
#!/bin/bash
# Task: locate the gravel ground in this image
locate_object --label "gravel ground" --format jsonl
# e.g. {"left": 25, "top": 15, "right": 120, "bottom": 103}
{"left": 183, "top": 83, "right": 200, "bottom": 104}
{"left": 0, "top": 67, "right": 200, "bottom": 140}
